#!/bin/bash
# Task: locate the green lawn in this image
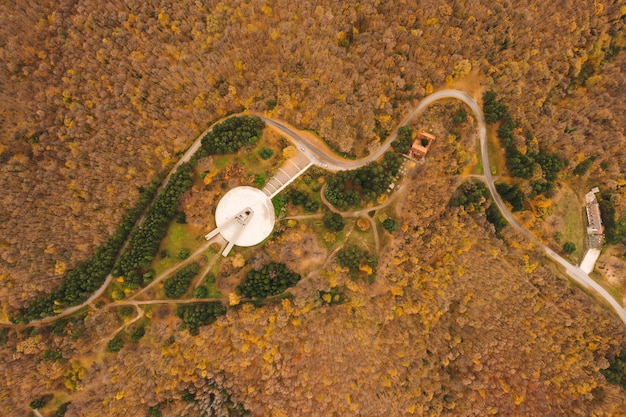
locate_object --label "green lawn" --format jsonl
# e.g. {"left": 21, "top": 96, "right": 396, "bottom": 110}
{"left": 151, "top": 223, "right": 205, "bottom": 275}
{"left": 205, "top": 284, "right": 222, "bottom": 298}
{"left": 214, "top": 156, "right": 230, "bottom": 169}
{"left": 550, "top": 184, "right": 585, "bottom": 261}
{"left": 298, "top": 217, "right": 349, "bottom": 250}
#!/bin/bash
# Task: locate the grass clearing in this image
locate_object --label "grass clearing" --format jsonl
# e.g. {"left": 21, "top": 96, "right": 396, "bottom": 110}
{"left": 151, "top": 222, "right": 205, "bottom": 275}
{"left": 466, "top": 152, "right": 483, "bottom": 175}
{"left": 595, "top": 246, "right": 626, "bottom": 305}
{"left": 345, "top": 220, "right": 376, "bottom": 253}
{"left": 486, "top": 126, "right": 506, "bottom": 176}
{"left": 590, "top": 269, "right": 626, "bottom": 306}
{"left": 214, "top": 156, "right": 230, "bottom": 169}
{"left": 193, "top": 272, "right": 222, "bottom": 299}
{"left": 205, "top": 284, "right": 222, "bottom": 298}
{"left": 299, "top": 217, "right": 348, "bottom": 250}
{"left": 547, "top": 184, "right": 585, "bottom": 262}
{"left": 240, "top": 151, "right": 260, "bottom": 167}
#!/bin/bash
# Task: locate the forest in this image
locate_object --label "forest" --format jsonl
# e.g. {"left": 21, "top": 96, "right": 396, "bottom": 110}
{"left": 1, "top": 0, "right": 626, "bottom": 416}
{"left": 11, "top": 175, "right": 163, "bottom": 323}
{"left": 236, "top": 262, "right": 301, "bottom": 300}
{"left": 113, "top": 163, "right": 194, "bottom": 286}
{"left": 324, "top": 151, "right": 403, "bottom": 209}
{"left": 197, "top": 115, "right": 265, "bottom": 156}
{"left": 449, "top": 179, "right": 508, "bottom": 236}
{"left": 483, "top": 91, "right": 566, "bottom": 193}
{"left": 164, "top": 263, "right": 200, "bottom": 299}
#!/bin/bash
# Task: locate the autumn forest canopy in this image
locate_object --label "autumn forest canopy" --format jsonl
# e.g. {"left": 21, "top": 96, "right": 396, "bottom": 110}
{"left": 1, "top": 0, "right": 626, "bottom": 416}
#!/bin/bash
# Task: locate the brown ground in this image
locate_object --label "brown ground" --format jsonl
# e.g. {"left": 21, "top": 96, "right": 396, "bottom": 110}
{"left": 596, "top": 245, "right": 626, "bottom": 305}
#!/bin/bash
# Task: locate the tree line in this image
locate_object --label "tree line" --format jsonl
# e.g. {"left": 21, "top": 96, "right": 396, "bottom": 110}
{"left": 450, "top": 180, "right": 508, "bottom": 237}
{"left": 391, "top": 126, "right": 413, "bottom": 155}
{"left": 197, "top": 115, "right": 265, "bottom": 156}
{"left": 325, "top": 151, "right": 403, "bottom": 209}
{"left": 113, "top": 163, "right": 194, "bottom": 286}
{"left": 176, "top": 302, "right": 226, "bottom": 335}
{"left": 573, "top": 156, "right": 597, "bottom": 176}
{"left": 598, "top": 192, "right": 626, "bottom": 246}
{"left": 164, "top": 263, "right": 200, "bottom": 299}
{"left": 601, "top": 347, "right": 626, "bottom": 389}
{"left": 236, "top": 262, "right": 301, "bottom": 300}
{"left": 484, "top": 91, "right": 565, "bottom": 198}
{"left": 12, "top": 175, "right": 165, "bottom": 323}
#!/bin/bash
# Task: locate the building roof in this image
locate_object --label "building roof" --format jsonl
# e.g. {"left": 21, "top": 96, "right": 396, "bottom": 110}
{"left": 418, "top": 131, "right": 436, "bottom": 140}
{"left": 214, "top": 186, "right": 275, "bottom": 247}
{"left": 586, "top": 202, "right": 603, "bottom": 234}
{"left": 584, "top": 188, "right": 604, "bottom": 247}
{"left": 411, "top": 142, "right": 429, "bottom": 154}
{"left": 409, "top": 131, "right": 435, "bottom": 158}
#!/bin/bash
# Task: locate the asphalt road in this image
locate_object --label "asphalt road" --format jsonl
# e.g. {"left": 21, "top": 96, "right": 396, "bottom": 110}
{"left": 4, "top": 90, "right": 624, "bottom": 327}
{"left": 261, "top": 90, "right": 626, "bottom": 325}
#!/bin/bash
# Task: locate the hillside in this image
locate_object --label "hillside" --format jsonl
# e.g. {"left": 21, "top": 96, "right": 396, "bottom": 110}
{"left": 1, "top": 0, "right": 626, "bottom": 415}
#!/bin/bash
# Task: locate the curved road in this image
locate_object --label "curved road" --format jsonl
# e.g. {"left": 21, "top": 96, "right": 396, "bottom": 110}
{"left": 260, "top": 91, "right": 626, "bottom": 325}
{"left": 3, "top": 90, "right": 625, "bottom": 327}
{"left": 0, "top": 119, "right": 229, "bottom": 327}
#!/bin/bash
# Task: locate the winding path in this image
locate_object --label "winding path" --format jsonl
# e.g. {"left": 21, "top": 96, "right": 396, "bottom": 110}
{"left": 260, "top": 91, "right": 626, "bottom": 324}
{"left": 437, "top": 91, "right": 626, "bottom": 325}
{"left": 3, "top": 90, "right": 625, "bottom": 327}
{"left": 0, "top": 120, "right": 227, "bottom": 327}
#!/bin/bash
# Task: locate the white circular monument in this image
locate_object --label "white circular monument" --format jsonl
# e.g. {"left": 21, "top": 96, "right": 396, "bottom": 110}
{"left": 213, "top": 186, "right": 275, "bottom": 247}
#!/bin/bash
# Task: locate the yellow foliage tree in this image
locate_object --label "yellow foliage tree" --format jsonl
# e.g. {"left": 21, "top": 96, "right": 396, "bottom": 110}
{"left": 356, "top": 218, "right": 371, "bottom": 231}
{"left": 63, "top": 362, "right": 85, "bottom": 391}
{"left": 232, "top": 253, "right": 245, "bottom": 268}
{"left": 282, "top": 145, "right": 297, "bottom": 159}
{"left": 54, "top": 260, "right": 67, "bottom": 275}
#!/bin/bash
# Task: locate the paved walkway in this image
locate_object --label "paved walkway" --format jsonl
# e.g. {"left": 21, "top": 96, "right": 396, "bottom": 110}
{"left": 262, "top": 150, "right": 313, "bottom": 198}
{"left": 5, "top": 90, "right": 625, "bottom": 328}
{"left": 580, "top": 248, "right": 601, "bottom": 274}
